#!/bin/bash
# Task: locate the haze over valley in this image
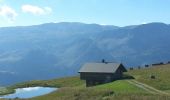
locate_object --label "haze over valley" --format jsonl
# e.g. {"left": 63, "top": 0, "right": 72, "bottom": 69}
{"left": 0, "top": 22, "right": 170, "bottom": 86}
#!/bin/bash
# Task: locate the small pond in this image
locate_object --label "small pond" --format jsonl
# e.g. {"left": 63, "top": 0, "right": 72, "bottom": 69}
{"left": 0, "top": 87, "right": 57, "bottom": 99}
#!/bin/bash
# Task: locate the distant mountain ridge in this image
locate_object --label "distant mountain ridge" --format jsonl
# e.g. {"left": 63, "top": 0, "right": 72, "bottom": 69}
{"left": 0, "top": 22, "right": 170, "bottom": 86}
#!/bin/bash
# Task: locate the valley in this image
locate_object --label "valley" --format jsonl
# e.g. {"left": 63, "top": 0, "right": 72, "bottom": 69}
{"left": 1, "top": 22, "right": 170, "bottom": 85}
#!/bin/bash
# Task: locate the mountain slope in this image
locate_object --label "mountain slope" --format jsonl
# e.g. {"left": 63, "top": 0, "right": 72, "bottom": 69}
{"left": 0, "top": 22, "right": 170, "bottom": 85}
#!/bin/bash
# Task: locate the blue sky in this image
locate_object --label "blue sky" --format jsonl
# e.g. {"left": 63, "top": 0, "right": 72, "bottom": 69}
{"left": 0, "top": 0, "right": 170, "bottom": 27}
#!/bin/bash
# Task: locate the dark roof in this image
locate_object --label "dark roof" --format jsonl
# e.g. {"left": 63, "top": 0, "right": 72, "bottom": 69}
{"left": 79, "top": 62, "right": 127, "bottom": 73}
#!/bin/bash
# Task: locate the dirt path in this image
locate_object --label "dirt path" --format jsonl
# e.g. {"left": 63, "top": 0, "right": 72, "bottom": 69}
{"left": 127, "top": 80, "right": 170, "bottom": 96}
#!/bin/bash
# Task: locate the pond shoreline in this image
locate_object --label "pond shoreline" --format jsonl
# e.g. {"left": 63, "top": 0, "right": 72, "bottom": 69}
{"left": 0, "top": 80, "right": 60, "bottom": 97}
{"left": 0, "top": 87, "right": 57, "bottom": 99}
{"left": 0, "top": 76, "right": 84, "bottom": 99}
{"left": 0, "top": 87, "right": 15, "bottom": 96}
{"left": 0, "top": 85, "right": 58, "bottom": 96}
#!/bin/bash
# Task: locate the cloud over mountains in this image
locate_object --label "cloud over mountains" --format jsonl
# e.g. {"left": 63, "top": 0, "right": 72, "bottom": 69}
{"left": 22, "top": 5, "right": 52, "bottom": 15}
{"left": 0, "top": 5, "right": 17, "bottom": 22}
{"left": 0, "top": 4, "right": 52, "bottom": 22}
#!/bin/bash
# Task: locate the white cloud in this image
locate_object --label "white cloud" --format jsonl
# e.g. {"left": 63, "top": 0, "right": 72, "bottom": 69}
{"left": 22, "top": 5, "right": 52, "bottom": 15}
{"left": 142, "top": 22, "right": 147, "bottom": 24}
{"left": 0, "top": 5, "right": 18, "bottom": 22}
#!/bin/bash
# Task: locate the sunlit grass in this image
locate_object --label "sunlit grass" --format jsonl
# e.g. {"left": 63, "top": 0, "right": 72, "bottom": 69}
{"left": 127, "top": 64, "right": 170, "bottom": 90}
{"left": 1, "top": 64, "right": 170, "bottom": 100}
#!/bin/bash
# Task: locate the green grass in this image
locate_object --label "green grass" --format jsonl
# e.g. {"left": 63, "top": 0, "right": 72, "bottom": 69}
{"left": 127, "top": 64, "right": 170, "bottom": 90}
{"left": 0, "top": 87, "right": 15, "bottom": 96}
{"left": 1, "top": 64, "right": 170, "bottom": 100}
{"left": 11, "top": 76, "right": 85, "bottom": 89}
{"left": 96, "top": 80, "right": 147, "bottom": 94}
{"left": 0, "top": 76, "right": 85, "bottom": 99}
{"left": 0, "top": 77, "right": 151, "bottom": 100}
{"left": 30, "top": 80, "right": 149, "bottom": 100}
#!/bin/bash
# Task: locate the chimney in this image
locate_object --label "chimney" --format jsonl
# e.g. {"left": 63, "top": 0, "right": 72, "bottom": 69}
{"left": 102, "top": 59, "right": 105, "bottom": 63}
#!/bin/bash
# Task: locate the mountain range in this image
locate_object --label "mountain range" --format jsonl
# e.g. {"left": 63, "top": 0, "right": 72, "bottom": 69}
{"left": 0, "top": 22, "right": 170, "bottom": 86}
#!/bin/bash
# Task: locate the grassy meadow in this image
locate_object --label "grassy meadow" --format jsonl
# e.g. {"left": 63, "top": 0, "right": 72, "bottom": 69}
{"left": 127, "top": 64, "right": 170, "bottom": 90}
{"left": 0, "top": 64, "right": 170, "bottom": 100}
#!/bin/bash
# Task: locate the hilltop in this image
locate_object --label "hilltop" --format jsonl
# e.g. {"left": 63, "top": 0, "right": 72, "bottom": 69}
{"left": 1, "top": 64, "right": 170, "bottom": 100}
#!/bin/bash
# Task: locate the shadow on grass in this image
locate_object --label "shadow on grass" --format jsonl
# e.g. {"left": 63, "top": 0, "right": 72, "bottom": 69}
{"left": 86, "top": 74, "right": 135, "bottom": 87}
{"left": 122, "top": 74, "right": 135, "bottom": 80}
